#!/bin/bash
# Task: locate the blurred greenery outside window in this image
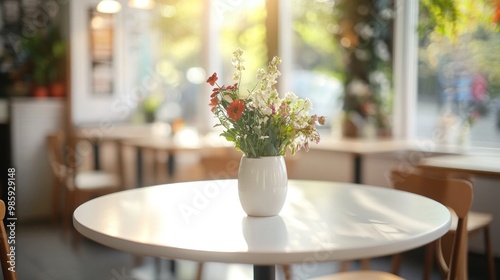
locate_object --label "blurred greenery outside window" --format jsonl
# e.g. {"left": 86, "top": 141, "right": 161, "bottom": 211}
{"left": 219, "top": 1, "right": 267, "bottom": 92}
{"left": 291, "top": 0, "right": 345, "bottom": 131}
{"left": 291, "top": 0, "right": 394, "bottom": 135}
{"left": 416, "top": 0, "right": 500, "bottom": 148}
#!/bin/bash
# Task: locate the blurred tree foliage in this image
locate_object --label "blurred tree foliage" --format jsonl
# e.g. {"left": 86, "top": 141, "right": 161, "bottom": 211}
{"left": 419, "top": 0, "right": 500, "bottom": 98}
{"left": 153, "top": 0, "right": 202, "bottom": 87}
{"left": 292, "top": 0, "right": 345, "bottom": 79}
{"left": 219, "top": 1, "right": 267, "bottom": 93}
{"left": 150, "top": 0, "right": 203, "bottom": 124}
{"left": 333, "top": 0, "right": 394, "bottom": 135}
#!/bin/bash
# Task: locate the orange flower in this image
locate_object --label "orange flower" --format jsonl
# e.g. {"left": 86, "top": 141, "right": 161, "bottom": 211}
{"left": 494, "top": 3, "right": 500, "bottom": 23}
{"left": 206, "top": 72, "right": 218, "bottom": 86}
{"left": 226, "top": 100, "right": 245, "bottom": 121}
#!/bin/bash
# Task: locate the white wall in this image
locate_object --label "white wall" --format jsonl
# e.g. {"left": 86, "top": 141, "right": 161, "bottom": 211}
{"left": 292, "top": 150, "right": 353, "bottom": 183}
{"left": 11, "top": 99, "right": 64, "bottom": 221}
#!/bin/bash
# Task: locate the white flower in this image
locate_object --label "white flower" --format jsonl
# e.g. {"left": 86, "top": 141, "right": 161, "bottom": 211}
{"left": 231, "top": 57, "right": 239, "bottom": 66}
{"left": 285, "top": 92, "right": 298, "bottom": 102}
{"left": 262, "top": 116, "right": 269, "bottom": 123}
{"left": 256, "top": 69, "right": 266, "bottom": 80}
{"left": 233, "top": 72, "right": 240, "bottom": 81}
{"left": 261, "top": 106, "right": 272, "bottom": 115}
{"left": 303, "top": 98, "right": 313, "bottom": 111}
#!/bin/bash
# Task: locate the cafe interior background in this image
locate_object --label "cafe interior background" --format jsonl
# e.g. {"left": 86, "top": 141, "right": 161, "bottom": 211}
{"left": 0, "top": 0, "right": 500, "bottom": 278}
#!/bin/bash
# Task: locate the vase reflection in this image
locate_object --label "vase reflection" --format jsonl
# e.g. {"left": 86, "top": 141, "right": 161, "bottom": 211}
{"left": 242, "top": 216, "right": 288, "bottom": 251}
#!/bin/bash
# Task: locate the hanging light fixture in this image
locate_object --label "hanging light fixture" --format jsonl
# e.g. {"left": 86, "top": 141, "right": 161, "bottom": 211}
{"left": 128, "top": 0, "right": 156, "bottom": 10}
{"left": 96, "top": 0, "right": 122, "bottom": 14}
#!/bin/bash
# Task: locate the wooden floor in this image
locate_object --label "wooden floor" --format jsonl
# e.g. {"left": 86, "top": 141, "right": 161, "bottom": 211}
{"left": 13, "top": 221, "right": 498, "bottom": 280}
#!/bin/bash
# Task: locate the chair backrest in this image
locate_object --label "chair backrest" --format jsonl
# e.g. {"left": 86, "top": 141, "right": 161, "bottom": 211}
{"left": 47, "top": 131, "right": 65, "bottom": 166}
{"left": 200, "top": 148, "right": 241, "bottom": 179}
{"left": 389, "top": 170, "right": 473, "bottom": 280}
{"left": 0, "top": 200, "right": 18, "bottom": 280}
{"left": 47, "top": 131, "right": 70, "bottom": 182}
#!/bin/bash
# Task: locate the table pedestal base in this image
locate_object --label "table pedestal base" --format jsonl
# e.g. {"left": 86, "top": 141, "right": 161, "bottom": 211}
{"left": 254, "top": 265, "right": 275, "bottom": 280}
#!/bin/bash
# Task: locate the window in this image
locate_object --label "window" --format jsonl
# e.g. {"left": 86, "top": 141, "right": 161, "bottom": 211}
{"left": 151, "top": 0, "right": 203, "bottom": 125}
{"left": 145, "top": 0, "right": 396, "bottom": 136}
{"left": 289, "top": 0, "right": 394, "bottom": 136}
{"left": 415, "top": 0, "right": 500, "bottom": 148}
{"left": 150, "top": 0, "right": 268, "bottom": 128}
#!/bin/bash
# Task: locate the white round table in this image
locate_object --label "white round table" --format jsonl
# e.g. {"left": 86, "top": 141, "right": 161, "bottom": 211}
{"left": 73, "top": 179, "right": 451, "bottom": 280}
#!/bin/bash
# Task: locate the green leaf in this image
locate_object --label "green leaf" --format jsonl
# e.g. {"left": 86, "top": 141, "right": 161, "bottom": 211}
{"left": 220, "top": 131, "right": 235, "bottom": 142}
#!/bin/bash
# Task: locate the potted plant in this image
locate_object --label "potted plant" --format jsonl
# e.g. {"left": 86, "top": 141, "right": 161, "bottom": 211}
{"left": 22, "top": 27, "right": 66, "bottom": 97}
{"left": 206, "top": 48, "right": 326, "bottom": 216}
{"left": 47, "top": 31, "right": 67, "bottom": 97}
{"left": 142, "top": 92, "right": 163, "bottom": 123}
{"left": 23, "top": 30, "right": 50, "bottom": 97}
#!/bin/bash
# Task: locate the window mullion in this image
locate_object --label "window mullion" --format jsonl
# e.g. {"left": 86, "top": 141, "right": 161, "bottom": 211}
{"left": 393, "top": 0, "right": 419, "bottom": 140}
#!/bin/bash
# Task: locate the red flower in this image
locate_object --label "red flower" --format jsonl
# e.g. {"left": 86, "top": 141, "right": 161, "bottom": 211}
{"left": 209, "top": 97, "right": 219, "bottom": 112}
{"left": 226, "top": 83, "right": 238, "bottom": 91}
{"left": 211, "top": 88, "right": 220, "bottom": 98}
{"left": 226, "top": 100, "right": 245, "bottom": 121}
{"left": 206, "top": 73, "right": 218, "bottom": 86}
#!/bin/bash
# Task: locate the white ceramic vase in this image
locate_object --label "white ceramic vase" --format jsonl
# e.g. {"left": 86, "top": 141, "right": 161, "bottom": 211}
{"left": 238, "top": 155, "right": 288, "bottom": 216}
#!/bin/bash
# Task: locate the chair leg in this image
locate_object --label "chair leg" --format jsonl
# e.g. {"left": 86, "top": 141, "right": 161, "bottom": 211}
{"left": 51, "top": 180, "right": 60, "bottom": 227}
{"left": 424, "top": 242, "right": 435, "bottom": 280}
{"left": 70, "top": 191, "right": 85, "bottom": 250}
{"left": 63, "top": 189, "right": 75, "bottom": 233}
{"left": 390, "top": 253, "right": 402, "bottom": 275}
{"left": 282, "top": 264, "right": 292, "bottom": 280}
{"left": 196, "top": 262, "right": 204, "bottom": 280}
{"left": 132, "top": 254, "right": 144, "bottom": 266}
{"left": 483, "top": 226, "right": 497, "bottom": 280}
{"left": 360, "top": 259, "right": 370, "bottom": 270}
{"left": 339, "top": 261, "right": 351, "bottom": 272}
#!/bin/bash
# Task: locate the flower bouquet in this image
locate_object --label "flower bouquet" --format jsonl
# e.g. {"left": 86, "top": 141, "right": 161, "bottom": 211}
{"left": 206, "top": 48, "right": 326, "bottom": 158}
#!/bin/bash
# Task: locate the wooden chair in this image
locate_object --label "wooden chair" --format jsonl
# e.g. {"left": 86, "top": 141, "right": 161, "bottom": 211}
{"left": 400, "top": 168, "right": 496, "bottom": 280}
{"left": 455, "top": 211, "right": 496, "bottom": 280}
{"left": 309, "top": 170, "right": 473, "bottom": 280}
{"left": 199, "top": 148, "right": 242, "bottom": 180}
{"left": 0, "top": 200, "right": 18, "bottom": 280}
{"left": 47, "top": 131, "right": 122, "bottom": 230}
{"left": 391, "top": 211, "right": 495, "bottom": 280}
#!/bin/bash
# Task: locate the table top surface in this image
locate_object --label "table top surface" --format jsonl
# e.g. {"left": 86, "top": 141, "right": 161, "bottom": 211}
{"left": 418, "top": 154, "right": 500, "bottom": 178}
{"left": 73, "top": 180, "right": 451, "bottom": 265}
